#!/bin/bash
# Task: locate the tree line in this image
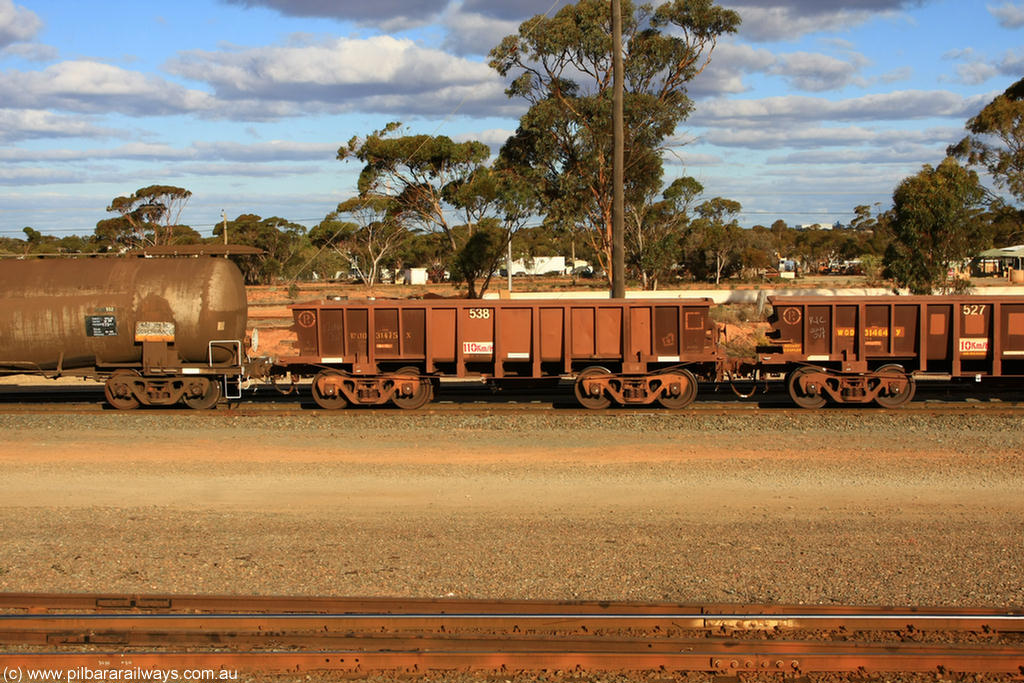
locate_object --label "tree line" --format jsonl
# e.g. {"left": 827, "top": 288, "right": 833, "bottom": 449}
{"left": 3, "top": 1, "right": 1022, "bottom": 296}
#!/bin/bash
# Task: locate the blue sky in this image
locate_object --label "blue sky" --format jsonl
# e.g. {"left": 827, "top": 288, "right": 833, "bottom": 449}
{"left": 0, "top": 0, "right": 1021, "bottom": 239}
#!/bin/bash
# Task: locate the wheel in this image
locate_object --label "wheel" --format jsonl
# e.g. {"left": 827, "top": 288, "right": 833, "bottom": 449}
{"left": 391, "top": 367, "right": 433, "bottom": 410}
{"left": 788, "top": 366, "right": 827, "bottom": 409}
{"left": 874, "top": 364, "right": 915, "bottom": 408}
{"left": 311, "top": 370, "right": 348, "bottom": 410}
{"left": 574, "top": 366, "right": 612, "bottom": 409}
{"left": 104, "top": 370, "right": 141, "bottom": 410}
{"left": 657, "top": 369, "right": 697, "bottom": 409}
{"left": 182, "top": 377, "right": 221, "bottom": 410}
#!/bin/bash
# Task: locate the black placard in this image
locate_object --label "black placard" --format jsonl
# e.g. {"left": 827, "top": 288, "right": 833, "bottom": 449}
{"left": 85, "top": 315, "right": 118, "bottom": 337}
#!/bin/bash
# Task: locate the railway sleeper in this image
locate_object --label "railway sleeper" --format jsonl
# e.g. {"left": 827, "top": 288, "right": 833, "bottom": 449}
{"left": 789, "top": 365, "right": 915, "bottom": 409}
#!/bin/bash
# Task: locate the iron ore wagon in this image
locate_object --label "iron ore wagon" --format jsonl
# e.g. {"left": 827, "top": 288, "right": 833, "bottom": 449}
{"left": 758, "top": 295, "right": 1024, "bottom": 408}
{"left": 280, "top": 298, "right": 721, "bottom": 409}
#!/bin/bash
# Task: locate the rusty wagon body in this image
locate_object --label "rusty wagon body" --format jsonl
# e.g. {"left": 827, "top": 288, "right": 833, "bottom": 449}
{"left": 758, "top": 295, "right": 1024, "bottom": 408}
{"left": 280, "top": 298, "right": 721, "bottom": 409}
{"left": 0, "top": 257, "right": 248, "bottom": 409}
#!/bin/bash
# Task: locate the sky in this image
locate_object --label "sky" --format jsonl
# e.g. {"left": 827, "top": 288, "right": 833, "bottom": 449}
{"left": 0, "top": 0, "right": 1021, "bottom": 240}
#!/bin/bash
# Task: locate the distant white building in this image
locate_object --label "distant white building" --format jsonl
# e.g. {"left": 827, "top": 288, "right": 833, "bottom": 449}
{"left": 507, "top": 256, "right": 567, "bottom": 276}
{"left": 403, "top": 268, "right": 428, "bottom": 285}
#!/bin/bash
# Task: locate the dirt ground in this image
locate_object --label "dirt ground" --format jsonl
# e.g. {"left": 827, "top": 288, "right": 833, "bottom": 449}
{"left": 0, "top": 411, "right": 1021, "bottom": 608}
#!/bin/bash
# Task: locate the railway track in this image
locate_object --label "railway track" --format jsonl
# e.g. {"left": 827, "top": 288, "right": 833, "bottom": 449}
{"left": 1, "top": 594, "right": 1023, "bottom": 678}
{"left": 1, "top": 382, "right": 1023, "bottom": 415}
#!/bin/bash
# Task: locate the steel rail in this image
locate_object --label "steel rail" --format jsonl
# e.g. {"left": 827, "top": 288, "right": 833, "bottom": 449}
{"left": 2, "top": 593, "right": 1023, "bottom": 630}
{"left": 4, "top": 630, "right": 1024, "bottom": 653}
{"left": 3, "top": 593, "right": 1024, "bottom": 619}
{"left": 2, "top": 641, "right": 1024, "bottom": 676}
{"left": 3, "top": 612, "right": 1024, "bottom": 634}
{"left": 2, "top": 596, "right": 1024, "bottom": 676}
{"left": 2, "top": 387, "right": 1024, "bottom": 415}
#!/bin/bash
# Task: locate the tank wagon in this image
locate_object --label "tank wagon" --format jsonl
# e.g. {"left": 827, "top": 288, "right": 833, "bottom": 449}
{"left": 758, "top": 295, "right": 1024, "bottom": 408}
{"left": 0, "top": 257, "right": 248, "bottom": 409}
{"left": 279, "top": 298, "right": 721, "bottom": 409}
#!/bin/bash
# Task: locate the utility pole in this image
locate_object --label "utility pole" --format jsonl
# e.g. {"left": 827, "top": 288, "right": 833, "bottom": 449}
{"left": 611, "top": 0, "right": 625, "bottom": 299}
{"left": 221, "top": 210, "right": 228, "bottom": 245}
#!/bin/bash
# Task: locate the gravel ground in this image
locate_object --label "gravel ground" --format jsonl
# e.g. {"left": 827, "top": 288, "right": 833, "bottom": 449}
{"left": 1, "top": 410, "right": 1022, "bottom": 681}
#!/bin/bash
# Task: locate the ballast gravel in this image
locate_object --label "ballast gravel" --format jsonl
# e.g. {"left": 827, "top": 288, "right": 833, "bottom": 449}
{"left": 0, "top": 409, "right": 1022, "bottom": 682}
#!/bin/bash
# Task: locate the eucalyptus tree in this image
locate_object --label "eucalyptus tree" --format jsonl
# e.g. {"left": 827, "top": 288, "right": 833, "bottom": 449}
{"left": 213, "top": 214, "right": 309, "bottom": 285}
{"left": 626, "top": 175, "right": 703, "bottom": 289}
{"left": 489, "top": 0, "right": 740, "bottom": 284}
{"left": 95, "top": 185, "right": 197, "bottom": 248}
{"left": 338, "top": 122, "right": 538, "bottom": 298}
{"left": 949, "top": 77, "right": 1024, "bottom": 207}
{"left": 310, "top": 195, "right": 408, "bottom": 289}
{"left": 686, "top": 196, "right": 742, "bottom": 284}
{"left": 884, "top": 158, "right": 988, "bottom": 294}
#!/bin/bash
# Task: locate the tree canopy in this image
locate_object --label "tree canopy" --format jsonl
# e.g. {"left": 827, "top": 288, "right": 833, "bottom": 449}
{"left": 489, "top": 0, "right": 740, "bottom": 282}
{"left": 884, "top": 157, "right": 988, "bottom": 294}
{"left": 337, "top": 122, "right": 538, "bottom": 297}
{"left": 214, "top": 214, "right": 309, "bottom": 285}
{"left": 310, "top": 195, "right": 408, "bottom": 289}
{"left": 949, "top": 77, "right": 1024, "bottom": 207}
{"left": 96, "top": 185, "right": 197, "bottom": 248}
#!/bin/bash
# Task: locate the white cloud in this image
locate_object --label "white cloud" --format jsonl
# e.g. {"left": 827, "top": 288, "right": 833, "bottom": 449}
{"left": 1, "top": 41, "right": 57, "bottom": 61}
{"left": 0, "top": 108, "right": 115, "bottom": 142}
{"left": 768, "top": 144, "right": 946, "bottom": 165}
{"left": 440, "top": 8, "right": 519, "bottom": 56}
{"left": 687, "top": 42, "right": 776, "bottom": 96}
{"left": 0, "top": 166, "right": 114, "bottom": 185}
{"left": 0, "top": 140, "right": 339, "bottom": 163}
{"left": 451, "top": 128, "right": 514, "bottom": 151}
{"left": 879, "top": 66, "right": 913, "bottom": 83}
{"left": 662, "top": 152, "right": 724, "bottom": 168}
{"left": 770, "top": 51, "right": 868, "bottom": 91}
{"left": 944, "top": 48, "right": 1024, "bottom": 86}
{"left": 220, "top": 0, "right": 449, "bottom": 31}
{"left": 988, "top": 2, "right": 1024, "bottom": 28}
{"left": 692, "top": 43, "right": 872, "bottom": 96}
{"left": 172, "top": 161, "right": 317, "bottom": 177}
{"left": 702, "top": 125, "right": 960, "bottom": 150}
{"left": 194, "top": 140, "right": 338, "bottom": 161}
{"left": 955, "top": 61, "right": 1001, "bottom": 86}
{"left": 0, "top": 61, "right": 218, "bottom": 116}
{"left": 165, "top": 36, "right": 512, "bottom": 117}
{"left": 692, "top": 90, "right": 994, "bottom": 127}
{"left": 730, "top": 5, "right": 897, "bottom": 42}
{"left": 0, "top": 0, "right": 41, "bottom": 48}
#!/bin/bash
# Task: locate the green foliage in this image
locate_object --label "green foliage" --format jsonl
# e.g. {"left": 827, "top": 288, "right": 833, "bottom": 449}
{"left": 311, "top": 195, "right": 409, "bottom": 288}
{"left": 337, "top": 122, "right": 538, "bottom": 297}
{"left": 859, "top": 254, "right": 884, "bottom": 286}
{"left": 215, "top": 214, "right": 310, "bottom": 285}
{"left": 97, "top": 185, "right": 195, "bottom": 248}
{"left": 490, "top": 0, "right": 740, "bottom": 280}
{"left": 682, "top": 197, "right": 743, "bottom": 284}
{"left": 627, "top": 175, "right": 703, "bottom": 289}
{"left": 0, "top": 227, "right": 95, "bottom": 256}
{"left": 339, "top": 122, "right": 490, "bottom": 244}
{"left": 884, "top": 158, "right": 988, "bottom": 294}
{"left": 949, "top": 77, "right": 1024, "bottom": 206}
{"left": 450, "top": 225, "right": 504, "bottom": 298}
{"left": 982, "top": 199, "right": 1024, "bottom": 247}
